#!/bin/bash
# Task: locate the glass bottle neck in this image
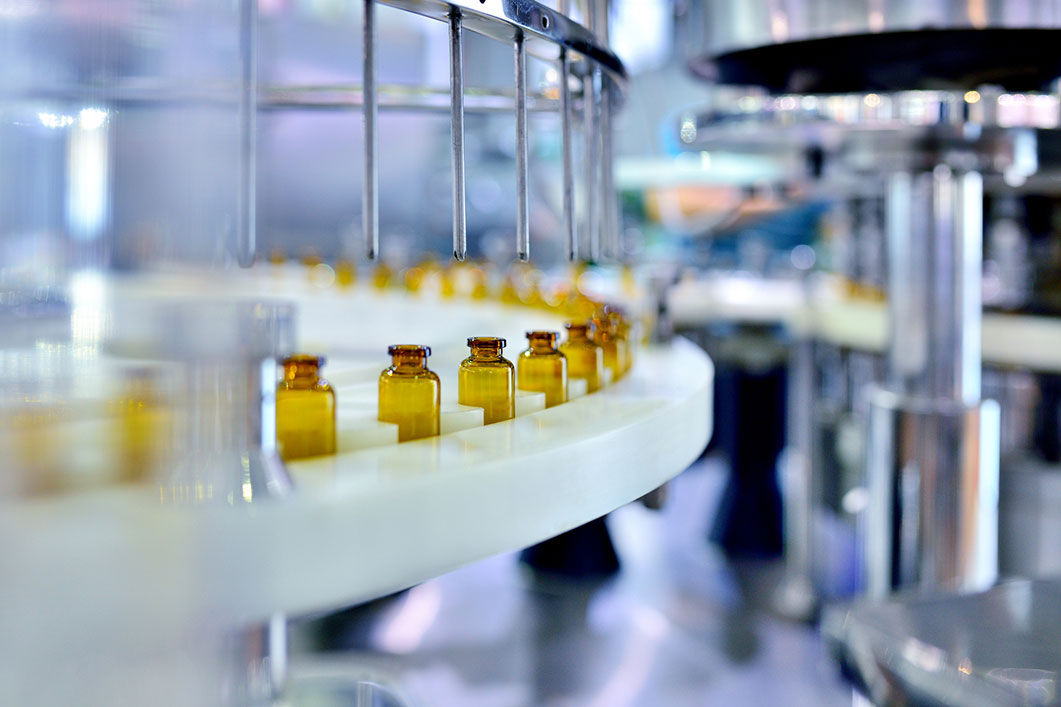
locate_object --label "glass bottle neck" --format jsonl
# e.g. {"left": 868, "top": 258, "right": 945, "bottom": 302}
{"left": 283, "top": 361, "right": 320, "bottom": 387}
{"left": 470, "top": 344, "right": 503, "bottom": 360}
{"left": 391, "top": 353, "right": 427, "bottom": 368}
{"left": 565, "top": 325, "right": 591, "bottom": 342}
{"left": 528, "top": 338, "right": 556, "bottom": 353}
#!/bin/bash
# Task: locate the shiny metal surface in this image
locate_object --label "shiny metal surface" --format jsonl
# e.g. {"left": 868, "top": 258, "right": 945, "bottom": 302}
{"left": 362, "top": 0, "right": 379, "bottom": 261}
{"left": 449, "top": 10, "right": 467, "bottom": 262}
{"left": 697, "top": 0, "right": 1061, "bottom": 57}
{"left": 824, "top": 579, "right": 1061, "bottom": 706}
{"left": 560, "top": 49, "right": 577, "bottom": 261}
{"left": 864, "top": 388, "right": 1000, "bottom": 597}
{"left": 379, "top": 0, "right": 627, "bottom": 85}
{"left": 237, "top": 0, "right": 257, "bottom": 268}
{"left": 885, "top": 167, "right": 982, "bottom": 403}
{"left": 690, "top": 1, "right": 1061, "bottom": 91}
{"left": 263, "top": 83, "right": 560, "bottom": 114}
{"left": 583, "top": 69, "right": 600, "bottom": 261}
{"left": 514, "top": 32, "right": 530, "bottom": 263}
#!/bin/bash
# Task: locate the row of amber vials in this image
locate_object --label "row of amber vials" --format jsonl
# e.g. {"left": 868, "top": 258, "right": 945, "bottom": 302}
{"left": 273, "top": 312, "right": 634, "bottom": 456}
{"left": 376, "top": 313, "right": 632, "bottom": 443}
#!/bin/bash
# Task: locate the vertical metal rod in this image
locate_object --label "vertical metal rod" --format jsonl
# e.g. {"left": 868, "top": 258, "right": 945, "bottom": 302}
{"left": 514, "top": 31, "right": 530, "bottom": 262}
{"left": 599, "top": 84, "right": 618, "bottom": 260}
{"left": 597, "top": 0, "right": 619, "bottom": 260}
{"left": 363, "top": 0, "right": 379, "bottom": 260}
{"left": 559, "top": 48, "right": 576, "bottom": 261}
{"left": 583, "top": 69, "right": 599, "bottom": 261}
{"left": 236, "top": 0, "right": 257, "bottom": 268}
{"left": 449, "top": 10, "right": 467, "bottom": 262}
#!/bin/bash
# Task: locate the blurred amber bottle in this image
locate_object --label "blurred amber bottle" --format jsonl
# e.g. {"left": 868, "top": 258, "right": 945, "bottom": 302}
{"left": 610, "top": 311, "right": 633, "bottom": 376}
{"left": 440, "top": 266, "right": 457, "bottom": 298}
{"left": 470, "top": 267, "right": 490, "bottom": 300}
{"left": 267, "top": 248, "right": 287, "bottom": 266}
{"left": 459, "top": 337, "right": 515, "bottom": 424}
{"left": 276, "top": 354, "right": 337, "bottom": 460}
{"left": 518, "top": 331, "right": 567, "bottom": 407}
{"left": 378, "top": 345, "right": 440, "bottom": 442}
{"left": 560, "top": 321, "right": 604, "bottom": 393}
{"left": 372, "top": 262, "right": 393, "bottom": 290}
{"left": 593, "top": 311, "right": 622, "bottom": 381}
{"left": 335, "top": 259, "right": 356, "bottom": 288}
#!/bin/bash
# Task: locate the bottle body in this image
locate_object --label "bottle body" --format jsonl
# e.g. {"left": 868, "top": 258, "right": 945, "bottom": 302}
{"left": 518, "top": 332, "right": 567, "bottom": 407}
{"left": 378, "top": 345, "right": 440, "bottom": 442}
{"left": 594, "top": 312, "right": 626, "bottom": 381}
{"left": 459, "top": 337, "right": 515, "bottom": 424}
{"left": 612, "top": 314, "right": 632, "bottom": 376}
{"left": 277, "top": 355, "right": 337, "bottom": 461}
{"left": 335, "top": 259, "right": 356, "bottom": 288}
{"left": 560, "top": 323, "right": 604, "bottom": 393}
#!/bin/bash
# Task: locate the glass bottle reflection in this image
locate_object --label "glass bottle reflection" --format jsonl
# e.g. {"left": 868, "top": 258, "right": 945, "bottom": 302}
{"left": 518, "top": 331, "right": 567, "bottom": 407}
{"left": 459, "top": 337, "right": 515, "bottom": 424}
{"left": 378, "top": 345, "right": 440, "bottom": 442}
{"left": 560, "top": 321, "right": 604, "bottom": 393}
{"left": 276, "top": 354, "right": 337, "bottom": 460}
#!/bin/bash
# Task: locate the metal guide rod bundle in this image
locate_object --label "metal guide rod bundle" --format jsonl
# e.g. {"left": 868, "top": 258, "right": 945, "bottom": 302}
{"left": 351, "top": 0, "right": 625, "bottom": 263}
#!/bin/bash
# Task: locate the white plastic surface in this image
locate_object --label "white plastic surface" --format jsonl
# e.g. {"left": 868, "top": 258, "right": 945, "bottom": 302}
{"left": 670, "top": 273, "right": 1061, "bottom": 372}
{"left": 1, "top": 270, "right": 714, "bottom": 659}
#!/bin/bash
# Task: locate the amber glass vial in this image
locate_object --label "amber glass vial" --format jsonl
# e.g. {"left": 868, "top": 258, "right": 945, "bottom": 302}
{"left": 592, "top": 312, "right": 622, "bottom": 381}
{"left": 518, "top": 331, "right": 567, "bottom": 407}
{"left": 372, "top": 262, "right": 394, "bottom": 290}
{"left": 560, "top": 321, "right": 604, "bottom": 393}
{"left": 459, "top": 337, "right": 515, "bottom": 424}
{"left": 276, "top": 354, "right": 337, "bottom": 461}
{"left": 378, "top": 345, "right": 440, "bottom": 442}
{"left": 335, "top": 259, "right": 356, "bottom": 288}
{"left": 610, "top": 311, "right": 633, "bottom": 376}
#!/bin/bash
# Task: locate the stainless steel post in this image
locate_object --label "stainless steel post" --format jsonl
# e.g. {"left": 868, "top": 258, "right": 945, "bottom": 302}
{"left": 559, "top": 48, "right": 577, "bottom": 261}
{"left": 864, "top": 166, "right": 999, "bottom": 597}
{"left": 583, "top": 72, "right": 600, "bottom": 261}
{"left": 514, "top": 31, "right": 530, "bottom": 262}
{"left": 363, "top": 0, "right": 379, "bottom": 260}
{"left": 236, "top": 0, "right": 257, "bottom": 268}
{"left": 449, "top": 9, "right": 467, "bottom": 262}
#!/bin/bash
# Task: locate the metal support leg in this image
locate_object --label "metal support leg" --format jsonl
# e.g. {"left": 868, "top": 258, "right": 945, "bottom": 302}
{"left": 865, "top": 167, "right": 999, "bottom": 597}
{"left": 559, "top": 48, "right": 576, "bottom": 261}
{"left": 449, "top": 10, "right": 467, "bottom": 262}
{"left": 514, "top": 32, "right": 529, "bottom": 262}
{"left": 583, "top": 69, "right": 599, "bottom": 261}
{"left": 363, "top": 0, "right": 379, "bottom": 260}
{"left": 236, "top": 0, "right": 257, "bottom": 267}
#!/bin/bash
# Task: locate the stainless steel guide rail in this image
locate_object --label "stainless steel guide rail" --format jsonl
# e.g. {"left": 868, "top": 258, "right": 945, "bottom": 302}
{"left": 357, "top": 0, "right": 627, "bottom": 264}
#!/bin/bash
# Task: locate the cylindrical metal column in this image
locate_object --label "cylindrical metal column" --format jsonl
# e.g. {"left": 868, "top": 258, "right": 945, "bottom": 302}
{"left": 865, "top": 166, "right": 999, "bottom": 597}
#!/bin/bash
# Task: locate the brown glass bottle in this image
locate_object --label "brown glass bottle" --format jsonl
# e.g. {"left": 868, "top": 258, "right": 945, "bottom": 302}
{"left": 459, "top": 337, "right": 515, "bottom": 424}
{"left": 335, "top": 259, "right": 356, "bottom": 288}
{"left": 517, "top": 331, "right": 567, "bottom": 407}
{"left": 276, "top": 354, "right": 337, "bottom": 460}
{"left": 593, "top": 311, "right": 622, "bottom": 382}
{"left": 609, "top": 311, "right": 632, "bottom": 376}
{"left": 378, "top": 345, "right": 440, "bottom": 442}
{"left": 560, "top": 321, "right": 604, "bottom": 393}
